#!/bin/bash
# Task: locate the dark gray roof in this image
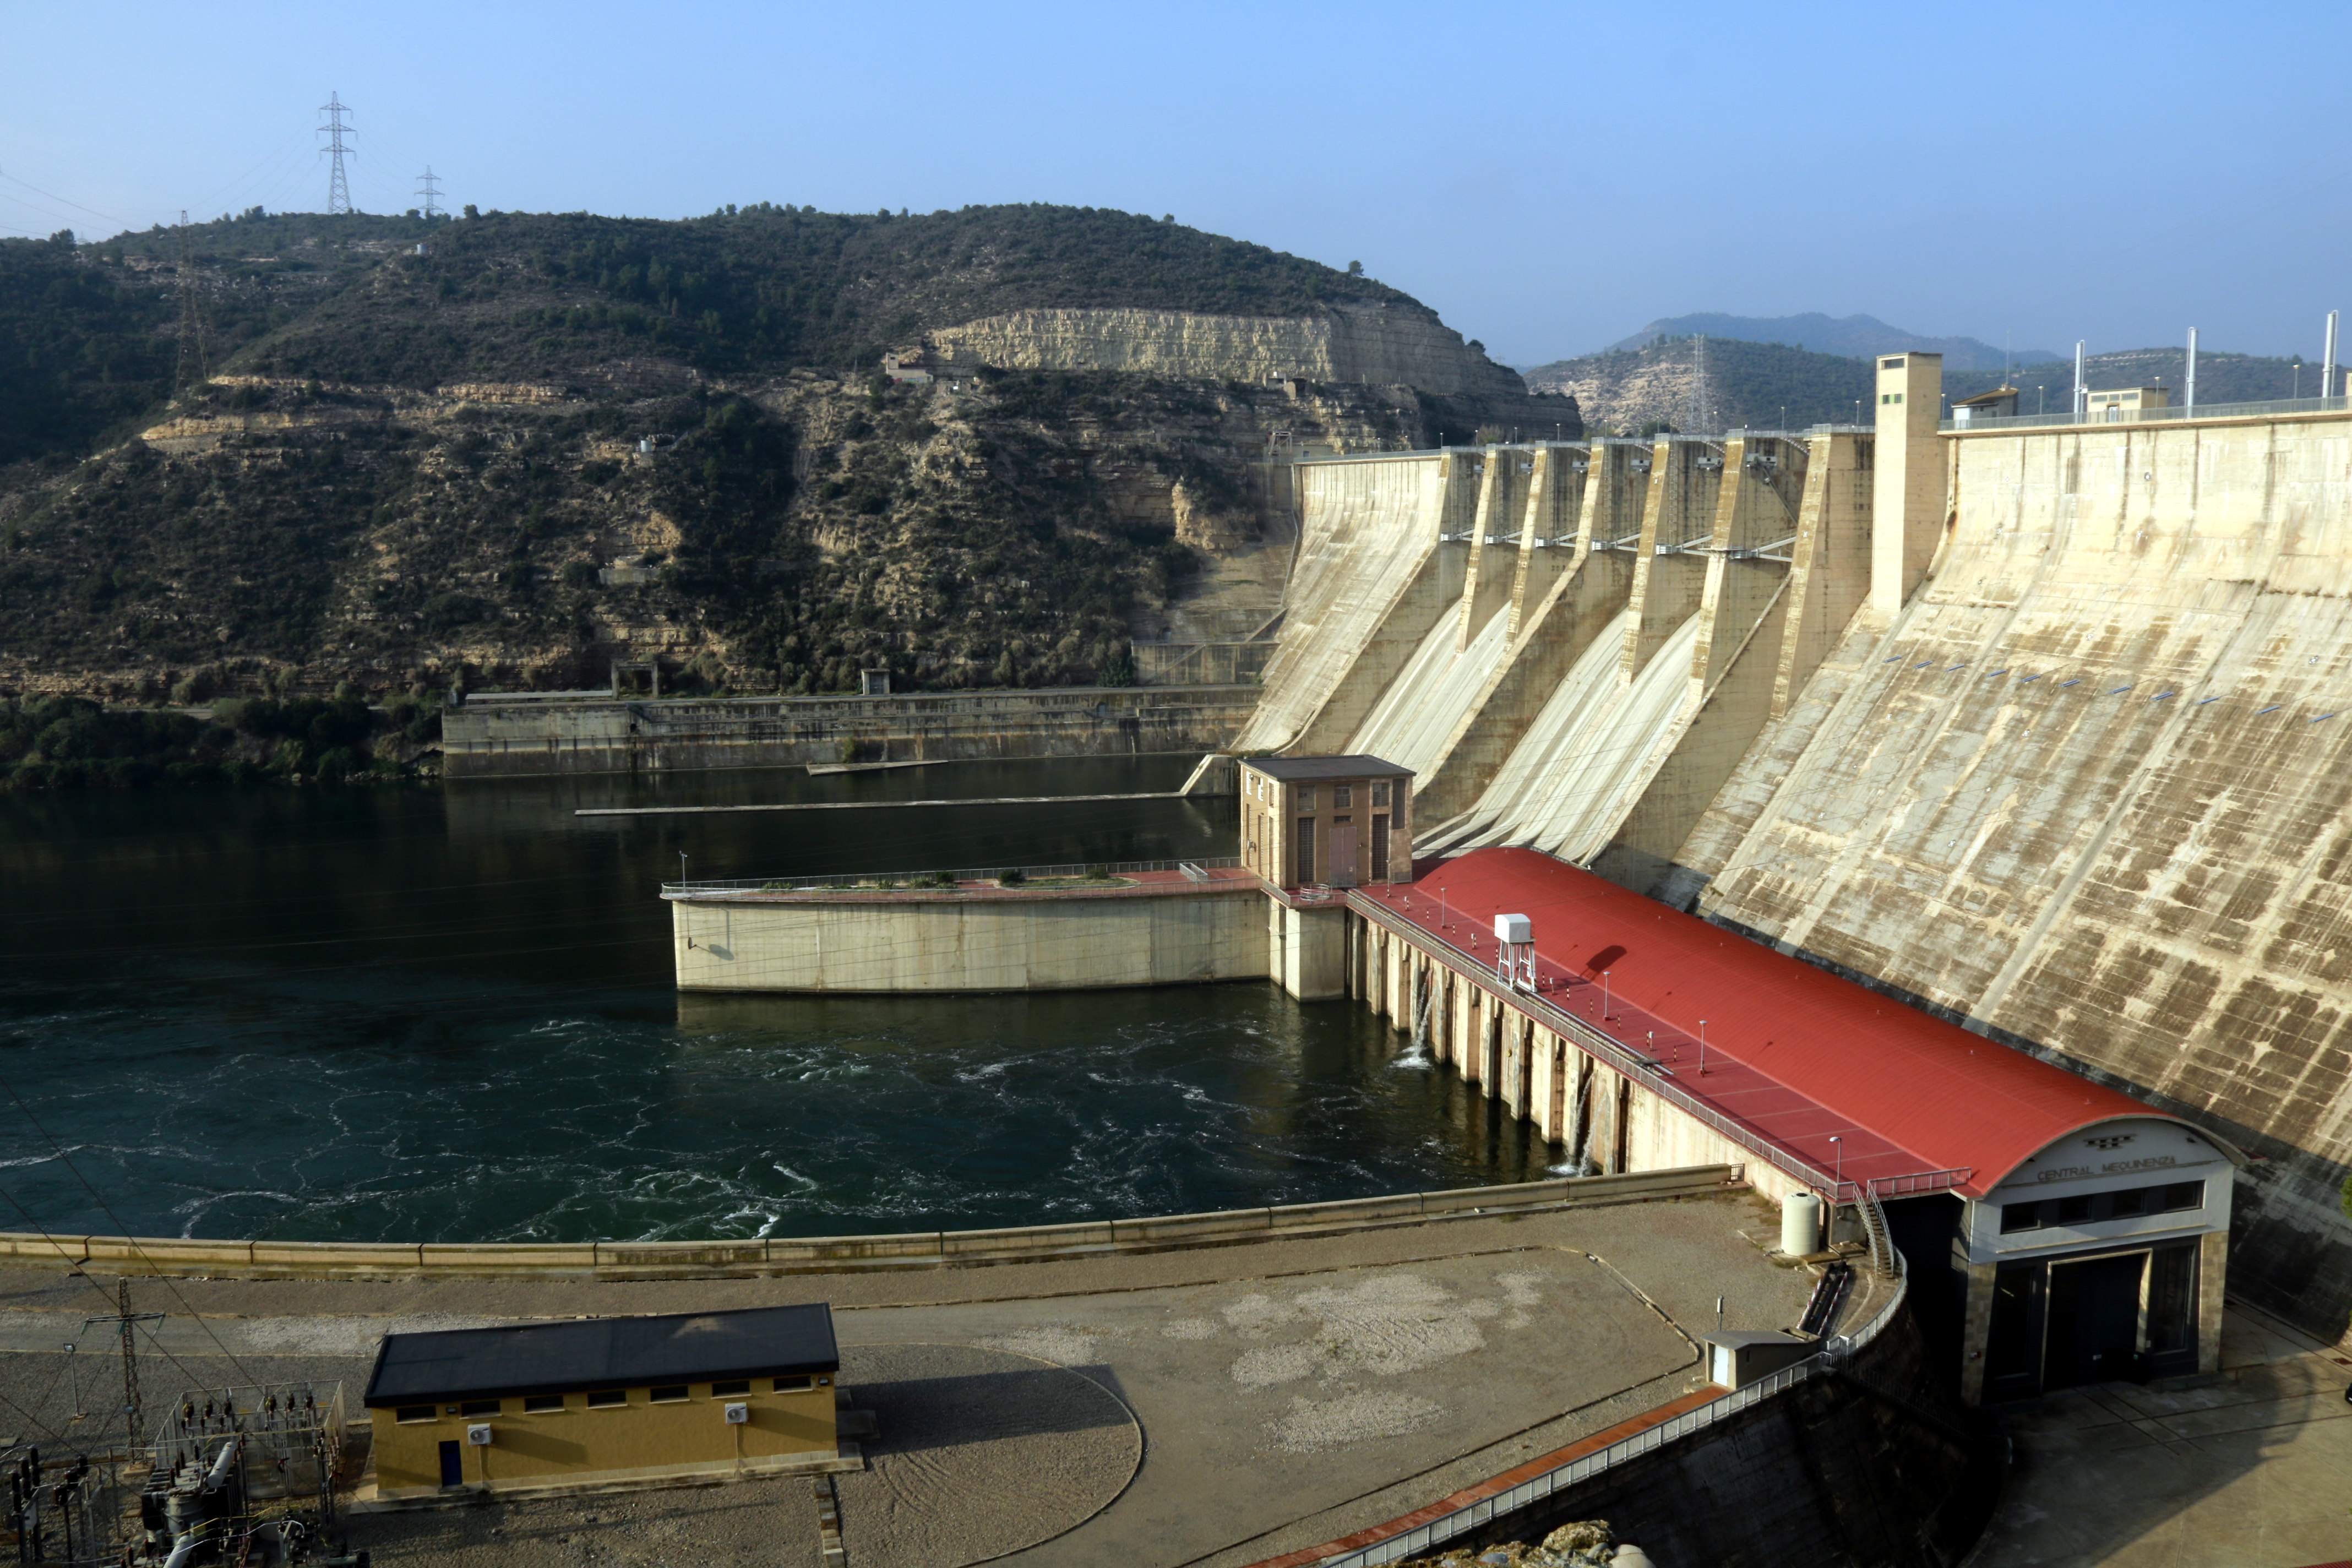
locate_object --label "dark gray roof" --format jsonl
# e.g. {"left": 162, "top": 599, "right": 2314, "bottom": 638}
{"left": 363, "top": 1304, "right": 838, "bottom": 1407}
{"left": 1242, "top": 754, "right": 1414, "bottom": 781}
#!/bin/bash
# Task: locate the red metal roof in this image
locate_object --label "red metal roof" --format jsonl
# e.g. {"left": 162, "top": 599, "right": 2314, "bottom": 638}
{"left": 1360, "top": 847, "right": 2196, "bottom": 1198}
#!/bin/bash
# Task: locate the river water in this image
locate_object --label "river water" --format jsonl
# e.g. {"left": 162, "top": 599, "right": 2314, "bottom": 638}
{"left": 0, "top": 756, "right": 1549, "bottom": 1244}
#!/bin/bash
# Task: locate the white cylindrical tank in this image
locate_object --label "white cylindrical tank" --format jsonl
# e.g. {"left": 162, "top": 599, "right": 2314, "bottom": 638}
{"left": 1613, "top": 1548, "right": 1656, "bottom": 1568}
{"left": 1780, "top": 1191, "right": 1823, "bottom": 1256}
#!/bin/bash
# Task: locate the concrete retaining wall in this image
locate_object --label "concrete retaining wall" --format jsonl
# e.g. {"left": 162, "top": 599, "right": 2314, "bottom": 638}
{"left": 444, "top": 684, "right": 1260, "bottom": 777}
{"left": 671, "top": 884, "right": 1272, "bottom": 992}
{"left": 0, "top": 1165, "right": 1739, "bottom": 1281}
{"left": 1456, "top": 1296, "right": 2000, "bottom": 1568}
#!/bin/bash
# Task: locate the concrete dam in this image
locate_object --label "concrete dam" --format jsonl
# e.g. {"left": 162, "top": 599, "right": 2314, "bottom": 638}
{"left": 1224, "top": 358, "right": 2352, "bottom": 1344}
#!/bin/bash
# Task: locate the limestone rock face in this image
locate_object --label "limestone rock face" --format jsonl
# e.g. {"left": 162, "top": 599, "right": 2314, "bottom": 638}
{"left": 929, "top": 304, "right": 1527, "bottom": 400}
{"left": 1171, "top": 479, "right": 1255, "bottom": 552}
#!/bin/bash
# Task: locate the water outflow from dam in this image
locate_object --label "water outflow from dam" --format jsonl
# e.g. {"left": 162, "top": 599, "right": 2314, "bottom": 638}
{"left": 0, "top": 760, "right": 1549, "bottom": 1244}
{"left": 1451, "top": 609, "right": 1705, "bottom": 860}
{"left": 1348, "top": 601, "right": 1513, "bottom": 776}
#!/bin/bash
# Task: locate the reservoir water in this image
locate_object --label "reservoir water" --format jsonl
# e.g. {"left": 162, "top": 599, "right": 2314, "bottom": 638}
{"left": 0, "top": 755, "right": 1549, "bottom": 1243}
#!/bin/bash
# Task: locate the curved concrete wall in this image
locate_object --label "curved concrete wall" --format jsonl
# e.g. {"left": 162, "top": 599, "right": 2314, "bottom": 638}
{"left": 0, "top": 1166, "right": 1738, "bottom": 1280}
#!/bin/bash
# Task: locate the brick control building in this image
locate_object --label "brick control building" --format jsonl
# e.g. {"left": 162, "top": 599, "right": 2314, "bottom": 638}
{"left": 1240, "top": 755, "right": 1413, "bottom": 889}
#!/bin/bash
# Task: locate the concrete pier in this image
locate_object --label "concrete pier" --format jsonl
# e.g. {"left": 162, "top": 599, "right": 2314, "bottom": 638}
{"left": 668, "top": 869, "right": 1271, "bottom": 992}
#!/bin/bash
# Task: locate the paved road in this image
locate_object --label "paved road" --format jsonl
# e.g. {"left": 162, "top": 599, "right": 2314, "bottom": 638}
{"left": 1971, "top": 1301, "right": 2352, "bottom": 1568}
{"left": 0, "top": 1194, "right": 1811, "bottom": 1566}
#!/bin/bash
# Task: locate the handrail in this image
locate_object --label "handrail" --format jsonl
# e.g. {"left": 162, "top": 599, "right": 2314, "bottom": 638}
{"left": 665, "top": 857, "right": 1243, "bottom": 897}
{"left": 1311, "top": 1258, "right": 1910, "bottom": 1566}
{"left": 1346, "top": 892, "right": 1972, "bottom": 1206}
{"left": 1942, "top": 392, "right": 2349, "bottom": 433}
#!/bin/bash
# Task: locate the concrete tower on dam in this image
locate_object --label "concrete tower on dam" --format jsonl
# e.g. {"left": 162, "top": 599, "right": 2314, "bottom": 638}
{"left": 1216, "top": 369, "right": 2352, "bottom": 1348}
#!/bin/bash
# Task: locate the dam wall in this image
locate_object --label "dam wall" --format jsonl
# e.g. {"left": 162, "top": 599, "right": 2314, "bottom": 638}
{"left": 1672, "top": 407, "right": 2352, "bottom": 1342}
{"left": 1232, "top": 453, "right": 1453, "bottom": 752}
{"left": 444, "top": 684, "right": 1259, "bottom": 777}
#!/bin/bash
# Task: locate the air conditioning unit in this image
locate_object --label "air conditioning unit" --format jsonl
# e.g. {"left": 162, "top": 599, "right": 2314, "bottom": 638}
{"left": 724, "top": 1402, "right": 749, "bottom": 1425}
{"left": 465, "top": 1424, "right": 492, "bottom": 1446}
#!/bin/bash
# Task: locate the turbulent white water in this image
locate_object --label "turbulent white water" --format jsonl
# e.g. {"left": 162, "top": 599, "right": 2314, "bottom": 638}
{"left": 0, "top": 768, "right": 1551, "bottom": 1244}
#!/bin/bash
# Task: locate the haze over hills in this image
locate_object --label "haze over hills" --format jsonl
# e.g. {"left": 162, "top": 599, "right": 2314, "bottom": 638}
{"left": 1579, "top": 312, "right": 2060, "bottom": 372}
{"left": 1527, "top": 333, "right": 2321, "bottom": 435}
{"left": 0, "top": 203, "right": 1561, "bottom": 701}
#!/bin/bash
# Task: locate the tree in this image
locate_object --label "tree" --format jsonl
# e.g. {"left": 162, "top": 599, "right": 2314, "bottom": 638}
{"left": 462, "top": 204, "right": 480, "bottom": 220}
{"left": 1347, "top": 260, "right": 1364, "bottom": 276}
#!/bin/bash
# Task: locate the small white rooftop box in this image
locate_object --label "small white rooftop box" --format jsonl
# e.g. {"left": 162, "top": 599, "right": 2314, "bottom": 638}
{"left": 1494, "top": 913, "right": 1533, "bottom": 945}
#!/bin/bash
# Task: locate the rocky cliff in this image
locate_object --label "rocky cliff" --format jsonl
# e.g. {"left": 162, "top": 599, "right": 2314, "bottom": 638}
{"left": 930, "top": 303, "right": 1531, "bottom": 401}
{"left": 0, "top": 204, "right": 1551, "bottom": 700}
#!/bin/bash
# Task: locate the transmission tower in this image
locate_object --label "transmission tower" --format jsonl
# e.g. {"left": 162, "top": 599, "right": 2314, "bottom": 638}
{"left": 318, "top": 91, "right": 356, "bottom": 214}
{"left": 1685, "top": 333, "right": 1712, "bottom": 434}
{"left": 415, "top": 165, "right": 444, "bottom": 219}
{"left": 173, "top": 209, "right": 210, "bottom": 393}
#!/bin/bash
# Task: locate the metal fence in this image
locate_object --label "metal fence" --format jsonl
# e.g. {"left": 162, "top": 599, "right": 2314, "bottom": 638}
{"left": 1942, "top": 393, "right": 2350, "bottom": 433}
{"left": 1345, "top": 894, "right": 1969, "bottom": 1208}
{"left": 1134, "top": 641, "right": 1277, "bottom": 687}
{"left": 664, "top": 857, "right": 1243, "bottom": 897}
{"left": 1315, "top": 1260, "right": 1909, "bottom": 1567}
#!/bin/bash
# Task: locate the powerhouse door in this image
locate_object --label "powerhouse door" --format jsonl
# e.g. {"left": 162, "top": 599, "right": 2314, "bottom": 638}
{"left": 2043, "top": 1251, "right": 2147, "bottom": 1390}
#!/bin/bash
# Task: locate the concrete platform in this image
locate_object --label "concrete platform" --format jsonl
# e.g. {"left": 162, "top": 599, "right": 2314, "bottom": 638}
{"left": 1969, "top": 1299, "right": 2352, "bottom": 1568}
{"left": 0, "top": 1191, "right": 1816, "bottom": 1566}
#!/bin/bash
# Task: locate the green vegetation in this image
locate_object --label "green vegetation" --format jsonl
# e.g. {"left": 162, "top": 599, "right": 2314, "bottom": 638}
{"left": 0, "top": 689, "right": 439, "bottom": 791}
{"left": 84, "top": 204, "right": 1410, "bottom": 399}
{"left": 0, "top": 203, "right": 1509, "bottom": 707}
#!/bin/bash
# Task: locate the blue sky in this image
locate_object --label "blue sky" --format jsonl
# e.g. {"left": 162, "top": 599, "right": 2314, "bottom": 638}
{"left": 5, "top": 1, "right": 2346, "bottom": 364}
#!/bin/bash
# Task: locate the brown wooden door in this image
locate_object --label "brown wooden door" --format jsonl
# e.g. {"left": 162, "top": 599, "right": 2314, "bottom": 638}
{"left": 1330, "top": 818, "right": 1358, "bottom": 886}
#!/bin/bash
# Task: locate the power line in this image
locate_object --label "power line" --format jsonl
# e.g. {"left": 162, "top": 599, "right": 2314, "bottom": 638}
{"left": 0, "top": 1182, "right": 228, "bottom": 1422}
{"left": 317, "top": 92, "right": 356, "bottom": 215}
{"left": 173, "top": 209, "right": 209, "bottom": 393}
{"left": 0, "top": 168, "right": 123, "bottom": 226}
{"left": 415, "top": 165, "right": 444, "bottom": 220}
{"left": 0, "top": 1085, "right": 259, "bottom": 1389}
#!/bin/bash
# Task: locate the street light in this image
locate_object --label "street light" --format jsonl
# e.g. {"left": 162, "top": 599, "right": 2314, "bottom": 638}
{"left": 1828, "top": 1134, "right": 1844, "bottom": 1195}
{"left": 1697, "top": 1019, "right": 1708, "bottom": 1076}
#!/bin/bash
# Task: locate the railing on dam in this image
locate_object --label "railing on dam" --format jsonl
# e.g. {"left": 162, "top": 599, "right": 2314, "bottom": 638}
{"left": 665, "top": 856, "right": 1244, "bottom": 897}
{"left": 1942, "top": 392, "right": 2350, "bottom": 432}
{"left": 1347, "top": 890, "right": 1970, "bottom": 1208}
{"left": 1308, "top": 1262, "right": 1910, "bottom": 1567}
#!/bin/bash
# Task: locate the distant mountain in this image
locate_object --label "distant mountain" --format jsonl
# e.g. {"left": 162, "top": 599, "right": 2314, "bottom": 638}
{"left": 1592, "top": 313, "right": 2060, "bottom": 373}
{"left": 1523, "top": 334, "right": 2318, "bottom": 438}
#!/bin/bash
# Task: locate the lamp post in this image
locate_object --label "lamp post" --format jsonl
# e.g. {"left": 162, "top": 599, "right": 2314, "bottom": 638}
{"left": 1697, "top": 1019, "right": 1708, "bottom": 1076}
{"left": 1602, "top": 969, "right": 1612, "bottom": 1021}
{"left": 1829, "top": 1135, "right": 1844, "bottom": 1198}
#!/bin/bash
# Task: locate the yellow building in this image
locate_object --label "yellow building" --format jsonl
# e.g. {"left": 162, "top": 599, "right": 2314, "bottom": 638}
{"left": 1239, "top": 755, "right": 1414, "bottom": 889}
{"left": 363, "top": 1303, "right": 846, "bottom": 1499}
{"left": 2086, "top": 385, "right": 2171, "bottom": 421}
